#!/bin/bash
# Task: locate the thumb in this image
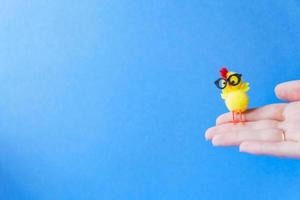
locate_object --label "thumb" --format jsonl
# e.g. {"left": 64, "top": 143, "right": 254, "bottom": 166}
{"left": 275, "top": 80, "right": 300, "bottom": 101}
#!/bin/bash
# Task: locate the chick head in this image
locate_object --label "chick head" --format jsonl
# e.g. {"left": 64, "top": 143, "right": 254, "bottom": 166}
{"left": 214, "top": 67, "right": 243, "bottom": 92}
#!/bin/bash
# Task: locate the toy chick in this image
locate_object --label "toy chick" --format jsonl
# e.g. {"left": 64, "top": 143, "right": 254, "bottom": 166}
{"left": 214, "top": 67, "right": 250, "bottom": 123}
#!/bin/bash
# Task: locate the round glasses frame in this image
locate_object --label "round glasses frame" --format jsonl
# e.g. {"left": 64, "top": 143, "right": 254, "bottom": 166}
{"left": 214, "top": 73, "right": 242, "bottom": 89}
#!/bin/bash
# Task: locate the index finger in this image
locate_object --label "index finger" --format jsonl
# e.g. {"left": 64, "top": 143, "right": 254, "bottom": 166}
{"left": 275, "top": 80, "right": 300, "bottom": 102}
{"left": 216, "top": 103, "right": 286, "bottom": 125}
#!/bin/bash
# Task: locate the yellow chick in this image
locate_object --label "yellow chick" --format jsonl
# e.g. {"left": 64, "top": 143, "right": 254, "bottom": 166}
{"left": 214, "top": 67, "right": 250, "bottom": 123}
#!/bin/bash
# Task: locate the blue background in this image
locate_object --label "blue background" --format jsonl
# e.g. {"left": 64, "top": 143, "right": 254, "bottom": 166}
{"left": 1, "top": 0, "right": 300, "bottom": 199}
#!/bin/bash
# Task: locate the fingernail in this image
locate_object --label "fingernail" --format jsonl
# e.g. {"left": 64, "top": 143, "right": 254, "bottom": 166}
{"left": 239, "top": 147, "right": 245, "bottom": 152}
{"left": 205, "top": 128, "right": 214, "bottom": 140}
{"left": 239, "top": 143, "right": 249, "bottom": 152}
{"left": 212, "top": 135, "right": 222, "bottom": 146}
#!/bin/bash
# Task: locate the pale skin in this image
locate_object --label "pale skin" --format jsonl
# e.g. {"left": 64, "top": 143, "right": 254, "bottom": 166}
{"left": 205, "top": 80, "right": 300, "bottom": 158}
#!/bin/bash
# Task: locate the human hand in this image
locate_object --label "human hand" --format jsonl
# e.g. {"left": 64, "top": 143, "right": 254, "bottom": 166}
{"left": 205, "top": 80, "right": 300, "bottom": 158}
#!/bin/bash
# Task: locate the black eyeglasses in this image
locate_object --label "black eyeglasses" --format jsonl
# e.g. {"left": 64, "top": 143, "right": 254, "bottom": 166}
{"left": 214, "top": 73, "right": 242, "bottom": 89}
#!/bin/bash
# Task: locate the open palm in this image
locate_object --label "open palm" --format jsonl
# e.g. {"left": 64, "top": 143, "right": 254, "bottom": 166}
{"left": 205, "top": 80, "right": 300, "bottom": 158}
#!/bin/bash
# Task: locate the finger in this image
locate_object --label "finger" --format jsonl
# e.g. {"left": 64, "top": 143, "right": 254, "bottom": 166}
{"left": 205, "top": 120, "right": 280, "bottom": 140}
{"left": 275, "top": 80, "right": 300, "bottom": 101}
{"left": 216, "top": 103, "right": 286, "bottom": 125}
{"left": 239, "top": 141, "right": 300, "bottom": 158}
{"left": 211, "top": 128, "right": 283, "bottom": 146}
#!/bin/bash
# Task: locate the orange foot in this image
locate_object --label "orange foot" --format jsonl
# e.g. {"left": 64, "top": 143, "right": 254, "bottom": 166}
{"left": 231, "top": 112, "right": 246, "bottom": 125}
{"left": 231, "top": 112, "right": 239, "bottom": 125}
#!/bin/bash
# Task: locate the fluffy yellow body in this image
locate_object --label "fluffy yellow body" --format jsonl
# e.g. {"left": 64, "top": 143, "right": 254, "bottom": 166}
{"left": 224, "top": 90, "right": 249, "bottom": 113}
